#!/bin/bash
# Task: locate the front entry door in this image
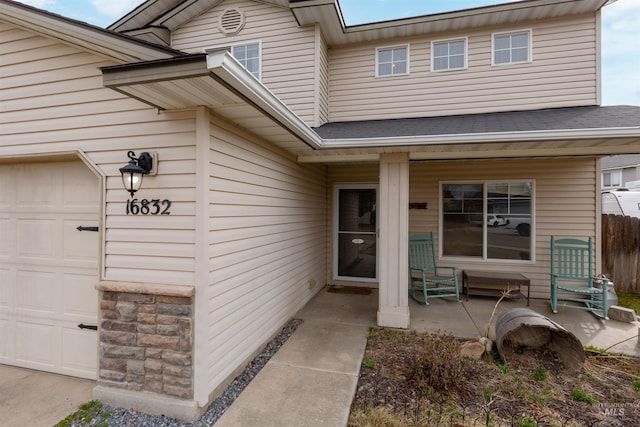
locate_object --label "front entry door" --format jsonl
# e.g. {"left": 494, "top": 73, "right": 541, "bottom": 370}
{"left": 334, "top": 185, "right": 378, "bottom": 282}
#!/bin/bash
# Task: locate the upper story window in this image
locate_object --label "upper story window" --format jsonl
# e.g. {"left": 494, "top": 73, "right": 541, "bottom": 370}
{"left": 231, "top": 42, "right": 261, "bottom": 79}
{"left": 492, "top": 30, "right": 531, "bottom": 65}
{"left": 441, "top": 181, "right": 533, "bottom": 261}
{"left": 602, "top": 170, "right": 622, "bottom": 188}
{"left": 376, "top": 45, "right": 409, "bottom": 77}
{"left": 431, "top": 38, "right": 466, "bottom": 71}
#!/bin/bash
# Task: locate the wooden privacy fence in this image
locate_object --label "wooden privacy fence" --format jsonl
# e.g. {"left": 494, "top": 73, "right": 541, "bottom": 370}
{"left": 602, "top": 214, "right": 640, "bottom": 293}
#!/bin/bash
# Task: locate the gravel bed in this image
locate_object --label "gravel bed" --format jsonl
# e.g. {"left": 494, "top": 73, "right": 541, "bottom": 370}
{"left": 70, "top": 318, "right": 303, "bottom": 427}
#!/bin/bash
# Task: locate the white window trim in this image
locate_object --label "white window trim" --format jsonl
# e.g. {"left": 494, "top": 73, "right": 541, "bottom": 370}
{"left": 430, "top": 37, "right": 468, "bottom": 72}
{"left": 375, "top": 44, "right": 410, "bottom": 78}
{"left": 491, "top": 29, "right": 532, "bottom": 66}
{"left": 439, "top": 180, "right": 536, "bottom": 264}
{"left": 602, "top": 170, "right": 623, "bottom": 188}
{"left": 204, "top": 40, "right": 262, "bottom": 80}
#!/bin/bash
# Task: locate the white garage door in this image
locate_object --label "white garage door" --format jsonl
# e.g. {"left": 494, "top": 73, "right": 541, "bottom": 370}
{"left": 0, "top": 160, "right": 100, "bottom": 379}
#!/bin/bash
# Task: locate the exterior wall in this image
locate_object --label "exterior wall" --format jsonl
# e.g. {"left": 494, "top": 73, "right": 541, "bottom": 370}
{"left": 204, "top": 114, "right": 328, "bottom": 400}
{"left": 329, "top": 14, "right": 598, "bottom": 122}
{"left": 96, "top": 284, "right": 194, "bottom": 398}
{"left": 1, "top": 24, "right": 199, "bottom": 286}
{"left": 317, "top": 30, "right": 330, "bottom": 126}
{"left": 328, "top": 158, "right": 599, "bottom": 300}
{"left": 409, "top": 157, "right": 598, "bottom": 299}
{"left": 622, "top": 166, "right": 640, "bottom": 187}
{"left": 171, "top": 0, "right": 320, "bottom": 126}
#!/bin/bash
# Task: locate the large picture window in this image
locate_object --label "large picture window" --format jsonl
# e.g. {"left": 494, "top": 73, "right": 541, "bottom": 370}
{"left": 441, "top": 181, "right": 533, "bottom": 261}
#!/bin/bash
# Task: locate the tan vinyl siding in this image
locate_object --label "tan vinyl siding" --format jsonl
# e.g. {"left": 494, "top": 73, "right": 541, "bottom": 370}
{"left": 317, "top": 31, "right": 330, "bottom": 126}
{"left": 206, "top": 115, "right": 327, "bottom": 392}
{"left": 171, "top": 0, "right": 318, "bottom": 125}
{"left": 1, "top": 25, "right": 198, "bottom": 286}
{"left": 408, "top": 157, "right": 598, "bottom": 300}
{"left": 329, "top": 14, "right": 597, "bottom": 122}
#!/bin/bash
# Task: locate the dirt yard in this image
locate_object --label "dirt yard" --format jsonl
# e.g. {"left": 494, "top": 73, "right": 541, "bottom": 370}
{"left": 349, "top": 328, "right": 640, "bottom": 427}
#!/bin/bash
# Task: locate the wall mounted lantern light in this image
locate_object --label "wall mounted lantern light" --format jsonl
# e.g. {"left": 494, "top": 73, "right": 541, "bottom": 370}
{"left": 119, "top": 151, "right": 154, "bottom": 197}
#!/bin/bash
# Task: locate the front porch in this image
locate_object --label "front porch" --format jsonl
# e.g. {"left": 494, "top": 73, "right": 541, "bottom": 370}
{"left": 302, "top": 286, "right": 640, "bottom": 357}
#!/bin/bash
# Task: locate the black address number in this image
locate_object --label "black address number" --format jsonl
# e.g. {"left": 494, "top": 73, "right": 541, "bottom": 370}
{"left": 126, "top": 199, "right": 171, "bottom": 215}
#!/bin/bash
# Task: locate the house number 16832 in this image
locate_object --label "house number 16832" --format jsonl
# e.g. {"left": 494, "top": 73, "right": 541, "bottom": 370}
{"left": 126, "top": 199, "right": 171, "bottom": 215}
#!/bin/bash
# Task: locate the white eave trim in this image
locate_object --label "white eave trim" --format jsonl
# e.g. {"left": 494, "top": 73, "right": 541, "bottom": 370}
{"left": 319, "top": 127, "right": 640, "bottom": 149}
{"left": 206, "top": 51, "right": 323, "bottom": 150}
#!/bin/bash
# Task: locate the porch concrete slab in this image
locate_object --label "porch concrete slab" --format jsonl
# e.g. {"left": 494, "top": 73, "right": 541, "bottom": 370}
{"left": 0, "top": 365, "right": 94, "bottom": 427}
{"left": 409, "top": 295, "right": 639, "bottom": 356}
{"left": 409, "top": 298, "right": 485, "bottom": 339}
{"left": 270, "top": 318, "right": 369, "bottom": 375}
{"left": 214, "top": 363, "right": 357, "bottom": 427}
{"left": 296, "top": 288, "right": 378, "bottom": 326}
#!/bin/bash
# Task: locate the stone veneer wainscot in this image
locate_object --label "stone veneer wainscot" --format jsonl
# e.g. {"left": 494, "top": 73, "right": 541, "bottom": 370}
{"left": 96, "top": 281, "right": 195, "bottom": 399}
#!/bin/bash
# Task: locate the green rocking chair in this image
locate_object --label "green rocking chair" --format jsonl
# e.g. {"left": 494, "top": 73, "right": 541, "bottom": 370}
{"left": 550, "top": 236, "right": 608, "bottom": 319}
{"left": 408, "top": 233, "right": 460, "bottom": 305}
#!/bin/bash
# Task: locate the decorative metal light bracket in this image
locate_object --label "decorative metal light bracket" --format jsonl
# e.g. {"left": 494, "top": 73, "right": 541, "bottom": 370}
{"left": 119, "top": 151, "right": 156, "bottom": 197}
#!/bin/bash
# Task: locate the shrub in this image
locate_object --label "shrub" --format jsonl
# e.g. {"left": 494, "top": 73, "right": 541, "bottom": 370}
{"left": 408, "top": 333, "right": 466, "bottom": 393}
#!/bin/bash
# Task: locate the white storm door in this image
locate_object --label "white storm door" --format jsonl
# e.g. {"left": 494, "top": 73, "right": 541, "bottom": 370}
{"left": 0, "top": 161, "right": 100, "bottom": 379}
{"left": 333, "top": 185, "right": 378, "bottom": 282}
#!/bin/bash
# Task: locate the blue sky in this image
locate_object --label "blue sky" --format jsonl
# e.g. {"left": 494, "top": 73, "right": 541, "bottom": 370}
{"left": 15, "top": 0, "right": 640, "bottom": 106}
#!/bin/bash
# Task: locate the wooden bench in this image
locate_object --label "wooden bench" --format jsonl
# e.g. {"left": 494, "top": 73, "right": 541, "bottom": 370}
{"left": 462, "top": 270, "right": 530, "bottom": 306}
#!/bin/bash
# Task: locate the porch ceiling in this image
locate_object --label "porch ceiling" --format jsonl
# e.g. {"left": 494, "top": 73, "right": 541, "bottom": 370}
{"left": 102, "top": 51, "right": 640, "bottom": 165}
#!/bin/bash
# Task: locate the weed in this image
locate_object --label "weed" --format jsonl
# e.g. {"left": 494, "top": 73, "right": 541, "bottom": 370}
{"left": 618, "top": 292, "right": 640, "bottom": 313}
{"left": 633, "top": 379, "right": 640, "bottom": 392}
{"left": 516, "top": 416, "right": 536, "bottom": 427}
{"left": 533, "top": 368, "right": 547, "bottom": 382}
{"left": 54, "top": 400, "right": 109, "bottom": 427}
{"left": 498, "top": 364, "right": 511, "bottom": 374}
{"left": 570, "top": 388, "right": 595, "bottom": 404}
{"left": 408, "top": 333, "right": 466, "bottom": 393}
{"left": 362, "top": 358, "right": 376, "bottom": 369}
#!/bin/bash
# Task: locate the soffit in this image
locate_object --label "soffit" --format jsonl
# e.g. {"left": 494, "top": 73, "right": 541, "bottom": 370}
{"left": 109, "top": 0, "right": 289, "bottom": 32}
{"left": 291, "top": 0, "right": 612, "bottom": 46}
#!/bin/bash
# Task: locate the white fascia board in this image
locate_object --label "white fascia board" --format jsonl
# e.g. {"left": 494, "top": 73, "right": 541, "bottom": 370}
{"left": 319, "top": 127, "right": 640, "bottom": 149}
{"left": 206, "top": 51, "right": 323, "bottom": 149}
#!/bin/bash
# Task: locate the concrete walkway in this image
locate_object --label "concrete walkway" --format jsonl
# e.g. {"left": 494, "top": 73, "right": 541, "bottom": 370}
{"left": 1, "top": 287, "right": 638, "bottom": 426}
{"left": 214, "top": 289, "right": 375, "bottom": 426}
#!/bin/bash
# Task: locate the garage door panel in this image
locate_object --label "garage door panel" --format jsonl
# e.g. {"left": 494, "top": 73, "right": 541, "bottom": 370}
{"left": 16, "top": 269, "right": 58, "bottom": 314}
{"left": 62, "top": 326, "right": 98, "bottom": 376}
{"left": 0, "top": 318, "right": 9, "bottom": 359}
{"left": 0, "top": 160, "right": 99, "bottom": 379}
{"left": 63, "top": 272, "right": 98, "bottom": 318}
{"left": 63, "top": 166, "right": 100, "bottom": 207}
{"left": 63, "top": 220, "right": 99, "bottom": 262}
{"left": 16, "top": 165, "right": 59, "bottom": 209}
{"left": 17, "top": 219, "right": 57, "bottom": 259}
{"left": 16, "top": 320, "right": 57, "bottom": 366}
{"left": 0, "top": 268, "right": 10, "bottom": 307}
{"left": 0, "top": 218, "right": 10, "bottom": 257}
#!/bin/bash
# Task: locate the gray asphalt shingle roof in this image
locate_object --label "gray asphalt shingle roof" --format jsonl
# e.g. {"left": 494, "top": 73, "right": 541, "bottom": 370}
{"left": 312, "top": 106, "right": 640, "bottom": 139}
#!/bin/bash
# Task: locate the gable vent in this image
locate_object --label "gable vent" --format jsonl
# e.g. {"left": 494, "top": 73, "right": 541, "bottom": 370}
{"left": 219, "top": 8, "right": 245, "bottom": 34}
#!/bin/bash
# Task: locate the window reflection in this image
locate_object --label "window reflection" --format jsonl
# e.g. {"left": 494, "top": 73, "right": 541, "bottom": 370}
{"left": 442, "top": 182, "right": 532, "bottom": 260}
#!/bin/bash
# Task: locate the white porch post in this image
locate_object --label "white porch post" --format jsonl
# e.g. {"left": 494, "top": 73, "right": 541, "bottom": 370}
{"left": 377, "top": 153, "right": 410, "bottom": 328}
